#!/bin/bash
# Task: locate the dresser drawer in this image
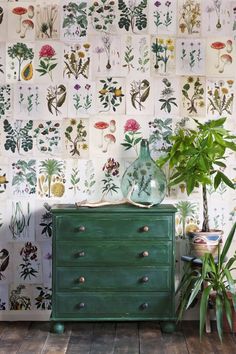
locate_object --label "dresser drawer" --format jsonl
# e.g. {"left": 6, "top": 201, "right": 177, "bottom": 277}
{"left": 56, "top": 241, "right": 172, "bottom": 266}
{"left": 55, "top": 215, "right": 172, "bottom": 241}
{"left": 54, "top": 292, "right": 173, "bottom": 319}
{"left": 55, "top": 266, "right": 171, "bottom": 292}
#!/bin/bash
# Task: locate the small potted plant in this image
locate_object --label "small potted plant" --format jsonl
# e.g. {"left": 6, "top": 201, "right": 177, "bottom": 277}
{"left": 157, "top": 117, "right": 236, "bottom": 255}
{"left": 176, "top": 221, "right": 236, "bottom": 341}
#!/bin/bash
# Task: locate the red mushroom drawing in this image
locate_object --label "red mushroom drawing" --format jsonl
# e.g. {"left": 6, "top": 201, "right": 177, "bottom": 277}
{"left": 94, "top": 121, "right": 109, "bottom": 148}
{"left": 109, "top": 119, "right": 116, "bottom": 133}
{"left": 20, "top": 19, "right": 34, "bottom": 39}
{"left": 226, "top": 40, "right": 233, "bottom": 53}
{"left": 210, "top": 42, "right": 226, "bottom": 69}
{"left": 12, "top": 7, "right": 27, "bottom": 34}
{"left": 102, "top": 133, "right": 116, "bottom": 153}
{"left": 219, "top": 54, "right": 232, "bottom": 73}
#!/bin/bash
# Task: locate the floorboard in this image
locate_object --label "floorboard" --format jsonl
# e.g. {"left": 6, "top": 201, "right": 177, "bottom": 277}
{"left": 0, "top": 321, "right": 234, "bottom": 354}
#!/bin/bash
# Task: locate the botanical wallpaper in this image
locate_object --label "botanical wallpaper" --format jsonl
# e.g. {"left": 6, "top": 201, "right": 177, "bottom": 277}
{"left": 0, "top": 0, "right": 235, "bottom": 318}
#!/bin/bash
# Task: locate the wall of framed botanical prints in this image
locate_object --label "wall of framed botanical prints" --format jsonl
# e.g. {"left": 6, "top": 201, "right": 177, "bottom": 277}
{"left": 0, "top": 0, "right": 235, "bottom": 319}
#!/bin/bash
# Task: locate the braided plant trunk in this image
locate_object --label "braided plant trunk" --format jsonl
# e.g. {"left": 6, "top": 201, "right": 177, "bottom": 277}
{"left": 202, "top": 185, "right": 210, "bottom": 232}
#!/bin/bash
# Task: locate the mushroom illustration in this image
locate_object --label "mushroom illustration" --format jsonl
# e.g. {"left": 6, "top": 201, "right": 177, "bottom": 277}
{"left": 226, "top": 40, "right": 233, "bottom": 53}
{"left": 102, "top": 134, "right": 116, "bottom": 153}
{"left": 27, "top": 5, "right": 34, "bottom": 19}
{"left": 94, "top": 121, "right": 109, "bottom": 148}
{"left": 20, "top": 19, "right": 34, "bottom": 38}
{"left": 219, "top": 54, "right": 232, "bottom": 73}
{"left": 210, "top": 42, "right": 226, "bottom": 68}
{"left": 109, "top": 119, "right": 116, "bottom": 133}
{"left": 12, "top": 7, "right": 27, "bottom": 34}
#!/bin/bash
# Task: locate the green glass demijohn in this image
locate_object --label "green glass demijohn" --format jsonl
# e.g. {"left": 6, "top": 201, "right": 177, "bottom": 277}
{"left": 121, "top": 139, "right": 167, "bottom": 205}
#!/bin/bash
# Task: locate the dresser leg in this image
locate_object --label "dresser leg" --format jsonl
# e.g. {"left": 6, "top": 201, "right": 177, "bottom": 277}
{"left": 160, "top": 321, "right": 176, "bottom": 333}
{"left": 52, "top": 321, "right": 64, "bottom": 334}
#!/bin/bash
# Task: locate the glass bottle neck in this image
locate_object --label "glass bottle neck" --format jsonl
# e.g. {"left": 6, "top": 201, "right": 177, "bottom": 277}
{"left": 139, "top": 140, "right": 150, "bottom": 159}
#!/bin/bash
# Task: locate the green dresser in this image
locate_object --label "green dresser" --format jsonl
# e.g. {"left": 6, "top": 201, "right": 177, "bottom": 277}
{"left": 51, "top": 204, "right": 176, "bottom": 333}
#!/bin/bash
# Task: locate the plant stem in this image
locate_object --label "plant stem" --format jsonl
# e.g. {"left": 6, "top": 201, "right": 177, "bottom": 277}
{"left": 202, "top": 185, "right": 210, "bottom": 232}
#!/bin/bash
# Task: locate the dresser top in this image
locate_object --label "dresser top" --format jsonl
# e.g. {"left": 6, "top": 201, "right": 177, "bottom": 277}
{"left": 51, "top": 203, "right": 177, "bottom": 214}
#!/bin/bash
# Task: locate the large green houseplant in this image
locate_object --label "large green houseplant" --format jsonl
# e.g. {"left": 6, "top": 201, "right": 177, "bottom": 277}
{"left": 157, "top": 117, "right": 236, "bottom": 232}
{"left": 176, "top": 221, "right": 236, "bottom": 341}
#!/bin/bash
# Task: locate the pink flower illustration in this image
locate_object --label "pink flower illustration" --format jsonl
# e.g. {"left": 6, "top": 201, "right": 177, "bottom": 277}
{"left": 39, "top": 45, "right": 56, "bottom": 58}
{"left": 124, "top": 119, "right": 140, "bottom": 133}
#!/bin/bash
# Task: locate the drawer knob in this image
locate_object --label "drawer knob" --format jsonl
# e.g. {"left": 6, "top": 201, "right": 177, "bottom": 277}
{"left": 141, "top": 276, "right": 149, "bottom": 283}
{"left": 78, "top": 302, "right": 86, "bottom": 309}
{"left": 140, "top": 303, "right": 149, "bottom": 310}
{"left": 142, "top": 225, "right": 149, "bottom": 232}
{"left": 141, "top": 251, "right": 149, "bottom": 257}
{"left": 77, "top": 225, "right": 86, "bottom": 232}
{"left": 76, "top": 251, "right": 85, "bottom": 257}
{"left": 78, "top": 276, "right": 85, "bottom": 283}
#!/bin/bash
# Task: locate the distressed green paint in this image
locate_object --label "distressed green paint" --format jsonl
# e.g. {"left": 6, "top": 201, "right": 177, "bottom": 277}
{"left": 51, "top": 204, "right": 176, "bottom": 332}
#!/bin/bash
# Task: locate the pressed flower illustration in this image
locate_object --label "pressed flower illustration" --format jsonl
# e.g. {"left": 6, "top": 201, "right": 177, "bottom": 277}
{"left": 36, "top": 2, "right": 59, "bottom": 39}
{"left": 181, "top": 76, "right": 205, "bottom": 116}
{"left": 71, "top": 83, "right": 92, "bottom": 115}
{"left": 130, "top": 79, "right": 150, "bottom": 111}
{"left": 122, "top": 36, "right": 134, "bottom": 73}
{"left": 35, "top": 286, "right": 52, "bottom": 310}
{"left": 38, "top": 159, "right": 65, "bottom": 198}
{"left": 158, "top": 78, "right": 178, "bottom": 114}
{"left": 177, "top": 40, "right": 205, "bottom": 75}
{"left": 34, "top": 121, "right": 61, "bottom": 155}
{"left": 16, "top": 85, "right": 40, "bottom": 117}
{"left": 9, "top": 201, "right": 31, "bottom": 240}
{"left": 101, "top": 158, "right": 120, "bottom": 198}
{"left": 46, "top": 84, "right": 67, "bottom": 116}
{"left": 149, "top": 118, "right": 172, "bottom": 156}
{"left": 9, "top": 285, "right": 31, "bottom": 310}
{"left": 64, "top": 118, "right": 88, "bottom": 157}
{"left": 4, "top": 119, "right": 33, "bottom": 155}
{"left": 178, "top": 0, "right": 201, "bottom": 35}
{"left": 118, "top": 0, "right": 148, "bottom": 33}
{"left": 39, "top": 202, "right": 52, "bottom": 238}
{"left": 12, "top": 160, "right": 37, "bottom": 196}
{"left": 0, "top": 85, "right": 11, "bottom": 119}
{"left": 0, "top": 299, "right": 6, "bottom": 310}
{"left": 64, "top": 43, "right": 90, "bottom": 79}
{"left": 121, "top": 119, "right": 142, "bottom": 154}
{"left": 137, "top": 36, "right": 150, "bottom": 73}
{"left": 88, "top": 0, "right": 116, "bottom": 34}
{"left": 98, "top": 77, "right": 124, "bottom": 113}
{"left": 62, "top": 1, "right": 87, "bottom": 40}
{"left": 151, "top": 37, "right": 175, "bottom": 74}
{"left": 19, "top": 242, "right": 38, "bottom": 280}
{"left": 36, "top": 45, "right": 57, "bottom": 81}
{"left": 83, "top": 160, "right": 96, "bottom": 195}
{"left": 69, "top": 167, "right": 80, "bottom": 195}
{"left": 207, "top": 79, "right": 234, "bottom": 117}
{"left": 7, "top": 42, "right": 34, "bottom": 82}
{"left": 153, "top": 0, "right": 174, "bottom": 33}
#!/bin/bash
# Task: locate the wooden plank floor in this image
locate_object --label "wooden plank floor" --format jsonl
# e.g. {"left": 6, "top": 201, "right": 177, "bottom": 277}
{"left": 0, "top": 321, "right": 235, "bottom": 354}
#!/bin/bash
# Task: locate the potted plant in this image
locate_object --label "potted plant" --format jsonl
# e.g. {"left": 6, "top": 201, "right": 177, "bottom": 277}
{"left": 157, "top": 117, "right": 236, "bottom": 255}
{"left": 176, "top": 221, "right": 236, "bottom": 341}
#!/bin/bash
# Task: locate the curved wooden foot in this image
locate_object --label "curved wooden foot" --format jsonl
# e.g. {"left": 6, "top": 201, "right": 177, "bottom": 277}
{"left": 160, "top": 321, "right": 176, "bottom": 333}
{"left": 52, "top": 321, "right": 64, "bottom": 334}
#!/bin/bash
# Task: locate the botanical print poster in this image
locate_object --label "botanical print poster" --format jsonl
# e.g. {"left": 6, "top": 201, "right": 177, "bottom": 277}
{"left": 149, "top": 0, "right": 177, "bottom": 35}
{"left": 35, "top": 1, "right": 60, "bottom": 40}
{"left": 176, "top": 39, "right": 205, "bottom": 75}
{"left": 6, "top": 42, "right": 35, "bottom": 83}
{"left": 202, "top": 0, "right": 231, "bottom": 36}
{"left": 206, "top": 37, "right": 236, "bottom": 77}
{"left": 0, "top": 0, "right": 236, "bottom": 320}
{"left": 121, "top": 35, "right": 150, "bottom": 76}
